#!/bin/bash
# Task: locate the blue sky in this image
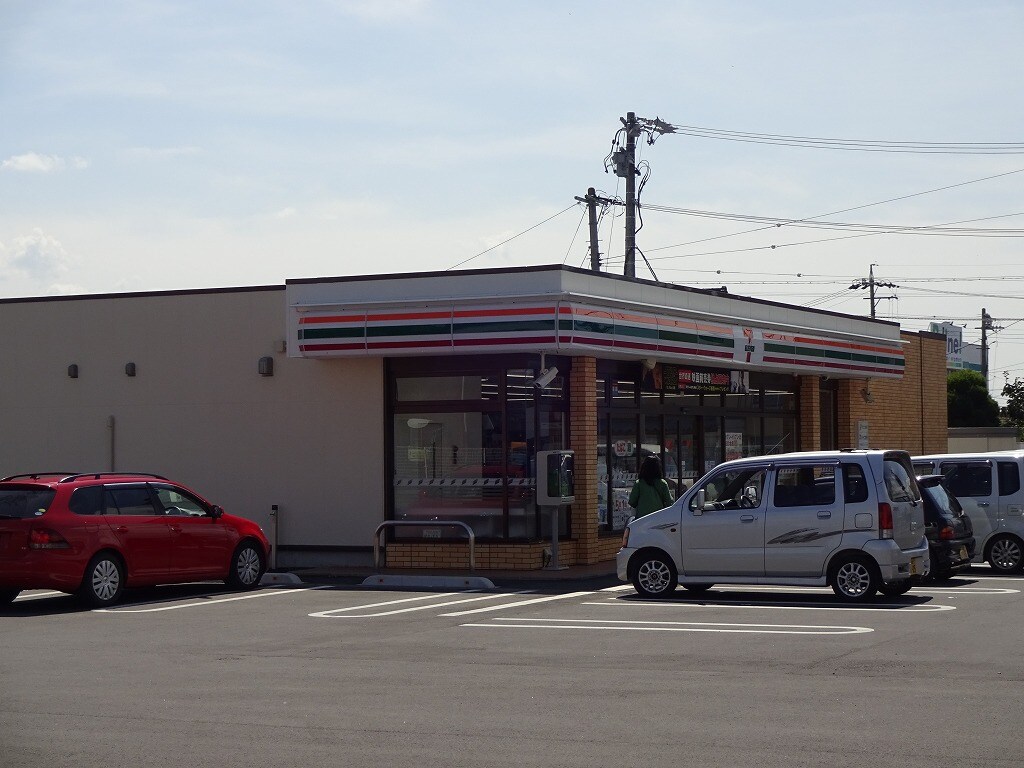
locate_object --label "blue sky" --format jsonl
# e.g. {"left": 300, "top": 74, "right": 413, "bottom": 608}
{"left": 2, "top": 1, "right": 1023, "bottom": 398}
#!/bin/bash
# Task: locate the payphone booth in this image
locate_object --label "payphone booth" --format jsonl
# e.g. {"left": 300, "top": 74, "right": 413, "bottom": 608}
{"left": 536, "top": 450, "right": 575, "bottom": 570}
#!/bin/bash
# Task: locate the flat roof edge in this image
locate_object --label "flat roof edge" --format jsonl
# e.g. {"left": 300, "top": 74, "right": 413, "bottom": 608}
{"left": 0, "top": 284, "right": 286, "bottom": 305}
{"left": 286, "top": 264, "right": 900, "bottom": 329}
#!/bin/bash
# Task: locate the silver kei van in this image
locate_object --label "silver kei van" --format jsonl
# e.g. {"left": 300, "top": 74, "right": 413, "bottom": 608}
{"left": 912, "top": 451, "right": 1024, "bottom": 573}
{"left": 617, "top": 449, "right": 930, "bottom": 601}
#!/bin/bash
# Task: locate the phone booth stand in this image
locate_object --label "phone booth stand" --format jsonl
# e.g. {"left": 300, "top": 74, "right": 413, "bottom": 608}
{"left": 536, "top": 450, "right": 575, "bottom": 570}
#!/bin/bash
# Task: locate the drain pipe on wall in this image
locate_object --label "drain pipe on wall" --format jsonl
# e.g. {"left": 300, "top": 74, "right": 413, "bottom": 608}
{"left": 270, "top": 504, "right": 279, "bottom": 570}
{"left": 107, "top": 415, "right": 116, "bottom": 471}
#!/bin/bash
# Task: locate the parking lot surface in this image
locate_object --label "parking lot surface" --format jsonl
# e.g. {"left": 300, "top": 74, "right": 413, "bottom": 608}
{"left": 2, "top": 568, "right": 1022, "bottom": 768}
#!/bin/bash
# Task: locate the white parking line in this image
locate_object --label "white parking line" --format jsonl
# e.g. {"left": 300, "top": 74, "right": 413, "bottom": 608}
{"left": 95, "top": 586, "right": 330, "bottom": 613}
{"left": 13, "top": 590, "right": 66, "bottom": 601}
{"left": 439, "top": 591, "right": 596, "bottom": 616}
{"left": 463, "top": 617, "right": 873, "bottom": 635}
{"left": 584, "top": 600, "right": 956, "bottom": 613}
{"left": 309, "top": 590, "right": 534, "bottom": 618}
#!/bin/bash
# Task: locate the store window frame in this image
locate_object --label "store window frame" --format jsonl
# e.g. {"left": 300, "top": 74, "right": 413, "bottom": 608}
{"left": 596, "top": 361, "right": 798, "bottom": 534}
{"left": 387, "top": 354, "right": 571, "bottom": 543}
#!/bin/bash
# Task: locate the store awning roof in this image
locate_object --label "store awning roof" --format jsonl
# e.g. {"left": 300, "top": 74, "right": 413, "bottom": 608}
{"left": 286, "top": 265, "right": 905, "bottom": 379}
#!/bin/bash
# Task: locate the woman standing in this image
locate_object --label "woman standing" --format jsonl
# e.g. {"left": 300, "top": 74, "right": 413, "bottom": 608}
{"left": 628, "top": 455, "right": 674, "bottom": 519}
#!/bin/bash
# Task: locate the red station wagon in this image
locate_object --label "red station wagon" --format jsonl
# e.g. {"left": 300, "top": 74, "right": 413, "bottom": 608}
{"left": 0, "top": 472, "right": 271, "bottom": 607}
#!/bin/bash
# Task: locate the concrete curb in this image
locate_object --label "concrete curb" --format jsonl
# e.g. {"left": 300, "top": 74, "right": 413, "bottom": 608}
{"left": 361, "top": 574, "right": 496, "bottom": 590}
{"left": 260, "top": 572, "right": 304, "bottom": 587}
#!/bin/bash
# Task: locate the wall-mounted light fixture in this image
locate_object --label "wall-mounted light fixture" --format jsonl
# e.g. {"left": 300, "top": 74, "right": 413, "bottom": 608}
{"left": 125, "top": 362, "right": 136, "bottom": 377}
{"left": 67, "top": 364, "right": 79, "bottom": 379}
{"left": 258, "top": 356, "right": 274, "bottom": 376}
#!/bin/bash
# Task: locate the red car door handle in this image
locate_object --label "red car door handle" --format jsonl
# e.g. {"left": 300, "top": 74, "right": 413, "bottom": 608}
{"left": 114, "top": 525, "right": 128, "bottom": 533}
{"left": 168, "top": 525, "right": 182, "bottom": 533}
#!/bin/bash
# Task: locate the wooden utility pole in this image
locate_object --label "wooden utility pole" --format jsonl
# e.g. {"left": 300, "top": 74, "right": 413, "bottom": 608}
{"left": 623, "top": 111, "right": 638, "bottom": 278}
{"left": 573, "top": 188, "right": 619, "bottom": 272}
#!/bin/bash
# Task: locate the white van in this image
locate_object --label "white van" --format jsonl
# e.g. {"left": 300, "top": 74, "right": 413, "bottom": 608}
{"left": 617, "top": 449, "right": 930, "bottom": 601}
{"left": 912, "top": 451, "right": 1024, "bottom": 573}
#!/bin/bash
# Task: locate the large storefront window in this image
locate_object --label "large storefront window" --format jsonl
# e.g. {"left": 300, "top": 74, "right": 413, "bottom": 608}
{"left": 597, "top": 361, "right": 798, "bottom": 533}
{"left": 389, "top": 356, "right": 569, "bottom": 541}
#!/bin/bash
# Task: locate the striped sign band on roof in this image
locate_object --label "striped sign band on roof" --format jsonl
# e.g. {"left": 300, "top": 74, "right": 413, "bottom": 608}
{"left": 292, "top": 301, "right": 905, "bottom": 378}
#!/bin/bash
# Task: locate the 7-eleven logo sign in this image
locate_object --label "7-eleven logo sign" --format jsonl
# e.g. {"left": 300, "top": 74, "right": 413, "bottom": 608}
{"left": 733, "top": 326, "right": 761, "bottom": 364}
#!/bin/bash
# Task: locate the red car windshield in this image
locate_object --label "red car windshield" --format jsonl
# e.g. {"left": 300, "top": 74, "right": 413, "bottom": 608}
{"left": 0, "top": 486, "right": 57, "bottom": 519}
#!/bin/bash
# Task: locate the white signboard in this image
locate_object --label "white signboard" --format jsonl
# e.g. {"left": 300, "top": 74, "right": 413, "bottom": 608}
{"left": 857, "top": 420, "right": 870, "bottom": 450}
{"left": 929, "top": 321, "right": 964, "bottom": 370}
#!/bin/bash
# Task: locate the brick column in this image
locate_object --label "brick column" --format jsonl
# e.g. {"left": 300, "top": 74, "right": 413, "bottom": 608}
{"left": 798, "top": 375, "right": 821, "bottom": 451}
{"left": 568, "top": 356, "right": 599, "bottom": 564}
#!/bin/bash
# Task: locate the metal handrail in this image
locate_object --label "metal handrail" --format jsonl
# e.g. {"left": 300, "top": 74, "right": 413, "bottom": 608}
{"left": 373, "top": 520, "right": 476, "bottom": 572}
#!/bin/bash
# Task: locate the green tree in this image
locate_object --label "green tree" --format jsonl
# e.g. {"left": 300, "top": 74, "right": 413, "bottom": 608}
{"left": 1003, "top": 377, "right": 1024, "bottom": 441}
{"left": 947, "top": 369, "right": 1000, "bottom": 427}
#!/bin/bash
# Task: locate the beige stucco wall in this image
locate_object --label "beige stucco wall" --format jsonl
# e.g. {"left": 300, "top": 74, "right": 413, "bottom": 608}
{"left": 0, "top": 288, "right": 384, "bottom": 562}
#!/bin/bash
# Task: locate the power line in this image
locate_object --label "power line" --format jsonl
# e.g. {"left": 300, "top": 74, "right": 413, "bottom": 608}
{"left": 647, "top": 167, "right": 1024, "bottom": 253}
{"left": 643, "top": 205, "right": 1024, "bottom": 237}
{"left": 663, "top": 124, "right": 1024, "bottom": 154}
{"left": 445, "top": 204, "right": 578, "bottom": 271}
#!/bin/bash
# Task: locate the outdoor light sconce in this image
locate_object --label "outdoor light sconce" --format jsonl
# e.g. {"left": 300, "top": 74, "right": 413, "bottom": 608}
{"left": 125, "top": 362, "right": 137, "bottom": 377}
{"left": 258, "top": 356, "right": 274, "bottom": 376}
{"left": 67, "top": 364, "right": 79, "bottom": 379}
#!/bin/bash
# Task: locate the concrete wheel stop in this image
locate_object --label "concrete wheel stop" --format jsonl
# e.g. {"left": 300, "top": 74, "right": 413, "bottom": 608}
{"left": 361, "top": 574, "right": 495, "bottom": 590}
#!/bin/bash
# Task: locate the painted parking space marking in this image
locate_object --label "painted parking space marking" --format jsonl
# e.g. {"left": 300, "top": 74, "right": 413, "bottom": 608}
{"left": 606, "top": 585, "right": 1015, "bottom": 606}
{"left": 439, "top": 591, "right": 596, "bottom": 617}
{"left": 13, "top": 590, "right": 66, "bottom": 601}
{"left": 462, "top": 617, "right": 873, "bottom": 635}
{"left": 918, "top": 586, "right": 1018, "bottom": 595}
{"left": 95, "top": 586, "right": 330, "bottom": 613}
{"left": 584, "top": 599, "right": 956, "bottom": 613}
{"left": 309, "top": 590, "right": 534, "bottom": 618}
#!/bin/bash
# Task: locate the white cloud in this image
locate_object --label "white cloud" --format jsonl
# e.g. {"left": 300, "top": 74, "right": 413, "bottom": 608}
{"left": 123, "top": 146, "right": 201, "bottom": 159}
{"left": 44, "top": 283, "right": 86, "bottom": 296}
{"left": 3, "top": 229, "right": 73, "bottom": 279}
{"left": 1, "top": 152, "right": 88, "bottom": 173}
{"left": 332, "top": 0, "right": 429, "bottom": 23}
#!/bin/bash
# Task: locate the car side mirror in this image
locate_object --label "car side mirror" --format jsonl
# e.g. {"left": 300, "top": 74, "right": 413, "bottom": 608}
{"left": 211, "top": 505, "right": 224, "bottom": 519}
{"left": 692, "top": 489, "right": 706, "bottom": 515}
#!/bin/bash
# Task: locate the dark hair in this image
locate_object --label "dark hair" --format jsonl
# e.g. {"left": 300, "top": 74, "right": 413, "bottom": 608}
{"left": 638, "top": 455, "right": 664, "bottom": 485}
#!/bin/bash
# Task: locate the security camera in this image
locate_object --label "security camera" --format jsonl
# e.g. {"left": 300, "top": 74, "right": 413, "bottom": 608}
{"left": 533, "top": 366, "right": 558, "bottom": 389}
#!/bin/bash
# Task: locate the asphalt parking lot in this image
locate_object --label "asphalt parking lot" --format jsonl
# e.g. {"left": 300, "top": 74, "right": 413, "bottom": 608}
{"left": 2, "top": 568, "right": 1022, "bottom": 768}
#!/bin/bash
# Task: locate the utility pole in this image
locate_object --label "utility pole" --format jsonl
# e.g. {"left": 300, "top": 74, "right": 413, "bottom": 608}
{"left": 981, "top": 307, "right": 993, "bottom": 389}
{"left": 848, "top": 263, "right": 898, "bottom": 318}
{"left": 622, "top": 111, "right": 638, "bottom": 278}
{"left": 573, "top": 187, "right": 619, "bottom": 272}
{"left": 603, "top": 111, "right": 675, "bottom": 279}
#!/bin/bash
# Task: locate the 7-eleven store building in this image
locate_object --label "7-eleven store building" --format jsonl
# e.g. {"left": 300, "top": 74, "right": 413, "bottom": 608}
{"left": 285, "top": 265, "right": 946, "bottom": 570}
{"left": 0, "top": 265, "right": 948, "bottom": 570}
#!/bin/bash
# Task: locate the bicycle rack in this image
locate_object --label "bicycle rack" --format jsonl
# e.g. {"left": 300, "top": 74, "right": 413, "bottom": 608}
{"left": 373, "top": 520, "right": 476, "bottom": 572}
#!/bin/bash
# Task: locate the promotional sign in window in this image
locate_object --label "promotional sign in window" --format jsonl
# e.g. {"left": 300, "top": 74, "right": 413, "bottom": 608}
{"left": 653, "top": 364, "right": 750, "bottom": 394}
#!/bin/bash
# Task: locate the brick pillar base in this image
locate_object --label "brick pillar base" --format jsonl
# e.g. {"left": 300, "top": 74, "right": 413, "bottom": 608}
{"left": 569, "top": 356, "right": 599, "bottom": 564}
{"left": 798, "top": 376, "right": 821, "bottom": 451}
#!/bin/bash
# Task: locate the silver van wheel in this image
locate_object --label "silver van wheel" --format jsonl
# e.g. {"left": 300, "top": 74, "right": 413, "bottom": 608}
{"left": 988, "top": 535, "right": 1024, "bottom": 573}
{"left": 829, "top": 555, "right": 878, "bottom": 601}
{"left": 632, "top": 553, "right": 677, "bottom": 598}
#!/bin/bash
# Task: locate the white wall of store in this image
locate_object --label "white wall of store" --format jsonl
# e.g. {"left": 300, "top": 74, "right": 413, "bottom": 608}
{"left": 0, "top": 288, "right": 385, "bottom": 559}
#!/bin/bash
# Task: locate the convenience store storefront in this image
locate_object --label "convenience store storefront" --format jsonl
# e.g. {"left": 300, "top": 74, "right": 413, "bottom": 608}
{"left": 287, "top": 265, "right": 942, "bottom": 569}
